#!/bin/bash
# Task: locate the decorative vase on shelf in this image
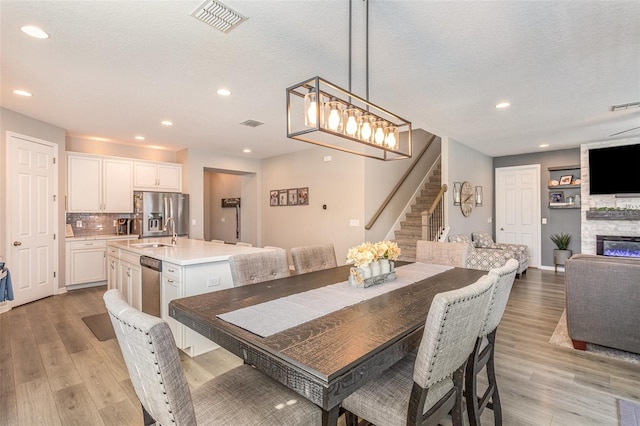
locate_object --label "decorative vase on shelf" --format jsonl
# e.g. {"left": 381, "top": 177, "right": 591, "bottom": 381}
{"left": 370, "top": 260, "right": 381, "bottom": 276}
{"left": 379, "top": 258, "right": 391, "bottom": 274}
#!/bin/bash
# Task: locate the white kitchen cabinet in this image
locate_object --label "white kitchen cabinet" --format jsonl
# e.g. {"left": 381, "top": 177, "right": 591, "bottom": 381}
{"left": 133, "top": 161, "right": 182, "bottom": 192}
{"left": 67, "top": 153, "right": 133, "bottom": 213}
{"left": 162, "top": 260, "right": 232, "bottom": 357}
{"left": 66, "top": 240, "right": 107, "bottom": 286}
{"left": 119, "top": 251, "right": 142, "bottom": 310}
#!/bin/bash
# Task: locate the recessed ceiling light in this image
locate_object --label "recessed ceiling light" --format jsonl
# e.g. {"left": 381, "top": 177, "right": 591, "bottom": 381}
{"left": 495, "top": 102, "right": 510, "bottom": 109}
{"left": 243, "top": 148, "right": 251, "bottom": 153}
{"left": 217, "top": 88, "right": 232, "bottom": 96}
{"left": 20, "top": 25, "right": 49, "bottom": 39}
{"left": 135, "top": 135, "right": 145, "bottom": 140}
{"left": 539, "top": 143, "right": 549, "bottom": 148}
{"left": 13, "top": 89, "right": 32, "bottom": 97}
{"left": 161, "top": 120, "right": 173, "bottom": 126}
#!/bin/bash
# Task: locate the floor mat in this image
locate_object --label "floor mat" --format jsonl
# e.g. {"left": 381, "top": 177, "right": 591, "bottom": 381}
{"left": 82, "top": 312, "right": 116, "bottom": 341}
{"left": 619, "top": 399, "right": 640, "bottom": 426}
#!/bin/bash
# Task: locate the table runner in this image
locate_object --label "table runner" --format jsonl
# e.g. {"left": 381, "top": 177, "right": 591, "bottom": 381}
{"left": 218, "top": 262, "right": 452, "bottom": 337}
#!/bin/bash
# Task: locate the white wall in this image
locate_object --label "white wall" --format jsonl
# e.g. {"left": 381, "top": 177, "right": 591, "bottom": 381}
{"left": 442, "top": 137, "right": 494, "bottom": 237}
{"left": 261, "top": 146, "right": 365, "bottom": 264}
{"left": 180, "top": 148, "right": 261, "bottom": 244}
{"left": 1, "top": 108, "right": 67, "bottom": 290}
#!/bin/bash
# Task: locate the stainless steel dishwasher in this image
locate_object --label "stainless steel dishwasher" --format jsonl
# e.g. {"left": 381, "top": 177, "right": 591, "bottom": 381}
{"left": 140, "top": 256, "right": 162, "bottom": 317}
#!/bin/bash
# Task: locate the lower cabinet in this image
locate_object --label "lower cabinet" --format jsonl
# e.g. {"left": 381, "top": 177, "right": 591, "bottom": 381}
{"left": 66, "top": 240, "right": 107, "bottom": 286}
{"left": 161, "top": 260, "right": 234, "bottom": 357}
{"left": 118, "top": 251, "right": 142, "bottom": 311}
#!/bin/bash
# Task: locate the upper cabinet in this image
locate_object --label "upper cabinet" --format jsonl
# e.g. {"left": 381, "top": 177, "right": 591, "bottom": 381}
{"left": 67, "top": 153, "right": 133, "bottom": 213}
{"left": 133, "top": 161, "right": 182, "bottom": 192}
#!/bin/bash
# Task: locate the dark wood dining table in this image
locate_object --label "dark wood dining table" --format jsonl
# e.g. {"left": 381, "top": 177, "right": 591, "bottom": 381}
{"left": 169, "top": 263, "right": 486, "bottom": 425}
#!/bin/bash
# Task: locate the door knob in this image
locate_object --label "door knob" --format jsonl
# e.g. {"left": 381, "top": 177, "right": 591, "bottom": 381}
{"left": 500, "top": 228, "right": 504, "bottom": 231}
{"left": 13, "top": 241, "right": 22, "bottom": 246}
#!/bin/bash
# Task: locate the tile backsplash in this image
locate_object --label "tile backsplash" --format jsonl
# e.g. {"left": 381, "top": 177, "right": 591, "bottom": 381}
{"left": 66, "top": 213, "right": 134, "bottom": 237}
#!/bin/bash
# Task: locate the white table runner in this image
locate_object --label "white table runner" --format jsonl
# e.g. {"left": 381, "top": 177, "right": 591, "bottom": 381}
{"left": 217, "top": 262, "right": 452, "bottom": 337}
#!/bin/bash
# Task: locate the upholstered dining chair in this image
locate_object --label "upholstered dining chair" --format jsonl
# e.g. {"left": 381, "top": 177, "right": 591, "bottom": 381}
{"left": 228, "top": 248, "right": 290, "bottom": 286}
{"left": 416, "top": 240, "right": 470, "bottom": 267}
{"left": 465, "top": 258, "right": 519, "bottom": 426}
{"left": 103, "top": 289, "right": 321, "bottom": 425}
{"left": 342, "top": 273, "right": 497, "bottom": 426}
{"left": 291, "top": 243, "right": 338, "bottom": 274}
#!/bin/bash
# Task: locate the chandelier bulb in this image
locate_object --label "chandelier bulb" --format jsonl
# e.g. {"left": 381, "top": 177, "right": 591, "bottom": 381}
{"left": 360, "top": 116, "right": 372, "bottom": 141}
{"left": 374, "top": 121, "right": 386, "bottom": 145}
{"left": 304, "top": 88, "right": 318, "bottom": 127}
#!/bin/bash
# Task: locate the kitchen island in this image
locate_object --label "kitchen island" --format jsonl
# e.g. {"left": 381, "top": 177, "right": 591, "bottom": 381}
{"left": 108, "top": 238, "right": 269, "bottom": 356}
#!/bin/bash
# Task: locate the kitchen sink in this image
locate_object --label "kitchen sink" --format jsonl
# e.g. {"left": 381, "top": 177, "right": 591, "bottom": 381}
{"left": 130, "top": 243, "right": 175, "bottom": 248}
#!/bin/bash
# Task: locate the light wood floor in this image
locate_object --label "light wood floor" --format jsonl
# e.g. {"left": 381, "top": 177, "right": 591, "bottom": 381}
{"left": 1, "top": 268, "right": 638, "bottom": 425}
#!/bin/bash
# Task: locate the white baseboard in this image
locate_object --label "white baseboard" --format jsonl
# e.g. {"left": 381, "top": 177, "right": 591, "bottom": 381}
{"left": 538, "top": 265, "right": 565, "bottom": 272}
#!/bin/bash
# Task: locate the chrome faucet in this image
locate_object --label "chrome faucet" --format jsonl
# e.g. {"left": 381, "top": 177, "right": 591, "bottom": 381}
{"left": 164, "top": 217, "right": 177, "bottom": 245}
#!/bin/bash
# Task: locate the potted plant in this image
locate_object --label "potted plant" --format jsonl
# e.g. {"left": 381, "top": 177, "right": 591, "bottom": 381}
{"left": 551, "top": 232, "right": 572, "bottom": 268}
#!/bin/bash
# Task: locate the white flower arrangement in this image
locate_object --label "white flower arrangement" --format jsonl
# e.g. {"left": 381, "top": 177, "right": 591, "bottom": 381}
{"left": 346, "top": 240, "right": 401, "bottom": 267}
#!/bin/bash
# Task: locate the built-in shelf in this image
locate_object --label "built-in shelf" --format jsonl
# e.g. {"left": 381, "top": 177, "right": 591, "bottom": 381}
{"left": 548, "top": 184, "right": 581, "bottom": 189}
{"left": 549, "top": 205, "right": 581, "bottom": 209}
{"left": 548, "top": 165, "right": 580, "bottom": 171}
{"left": 586, "top": 210, "right": 640, "bottom": 220}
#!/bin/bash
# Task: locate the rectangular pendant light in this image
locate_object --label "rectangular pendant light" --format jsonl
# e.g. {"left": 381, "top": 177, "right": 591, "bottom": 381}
{"left": 286, "top": 76, "right": 412, "bottom": 161}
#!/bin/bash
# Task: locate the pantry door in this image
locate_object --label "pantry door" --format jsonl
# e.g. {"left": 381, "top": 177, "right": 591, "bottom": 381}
{"left": 7, "top": 131, "right": 58, "bottom": 306}
{"left": 495, "top": 164, "right": 541, "bottom": 268}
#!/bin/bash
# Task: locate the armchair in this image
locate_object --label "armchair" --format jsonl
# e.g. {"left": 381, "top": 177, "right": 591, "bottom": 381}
{"left": 448, "top": 234, "right": 517, "bottom": 273}
{"left": 472, "top": 231, "right": 528, "bottom": 276}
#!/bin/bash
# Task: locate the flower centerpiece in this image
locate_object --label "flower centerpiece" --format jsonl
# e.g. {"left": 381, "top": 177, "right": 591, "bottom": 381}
{"left": 346, "top": 240, "right": 401, "bottom": 286}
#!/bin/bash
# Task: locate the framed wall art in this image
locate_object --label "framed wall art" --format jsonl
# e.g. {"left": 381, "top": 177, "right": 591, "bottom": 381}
{"left": 270, "top": 190, "right": 279, "bottom": 206}
{"left": 278, "top": 190, "right": 288, "bottom": 206}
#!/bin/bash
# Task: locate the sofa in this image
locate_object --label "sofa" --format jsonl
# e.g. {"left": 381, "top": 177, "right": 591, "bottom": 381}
{"left": 448, "top": 233, "right": 528, "bottom": 277}
{"left": 565, "top": 254, "right": 640, "bottom": 354}
{"left": 472, "top": 231, "right": 529, "bottom": 276}
{"left": 447, "top": 234, "right": 517, "bottom": 274}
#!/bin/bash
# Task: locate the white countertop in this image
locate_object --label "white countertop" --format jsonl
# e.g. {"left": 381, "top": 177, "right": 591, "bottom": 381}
{"left": 108, "top": 238, "right": 268, "bottom": 266}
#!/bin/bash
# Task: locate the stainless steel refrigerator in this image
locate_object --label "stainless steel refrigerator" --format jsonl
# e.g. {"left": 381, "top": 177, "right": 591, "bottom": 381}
{"left": 133, "top": 191, "right": 189, "bottom": 238}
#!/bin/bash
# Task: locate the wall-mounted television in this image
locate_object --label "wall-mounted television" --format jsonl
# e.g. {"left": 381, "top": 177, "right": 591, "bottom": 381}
{"left": 588, "top": 144, "right": 640, "bottom": 195}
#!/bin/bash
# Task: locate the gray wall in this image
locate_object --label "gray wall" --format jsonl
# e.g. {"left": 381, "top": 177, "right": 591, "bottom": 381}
{"left": 444, "top": 138, "right": 494, "bottom": 237}
{"left": 494, "top": 148, "right": 581, "bottom": 267}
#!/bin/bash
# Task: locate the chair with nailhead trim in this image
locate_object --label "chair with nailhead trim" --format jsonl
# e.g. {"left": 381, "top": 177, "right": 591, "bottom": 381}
{"left": 416, "top": 240, "right": 470, "bottom": 268}
{"left": 228, "top": 248, "right": 290, "bottom": 286}
{"left": 104, "top": 289, "right": 321, "bottom": 425}
{"left": 291, "top": 244, "right": 338, "bottom": 274}
{"left": 342, "top": 273, "right": 497, "bottom": 426}
{"left": 465, "top": 258, "right": 518, "bottom": 426}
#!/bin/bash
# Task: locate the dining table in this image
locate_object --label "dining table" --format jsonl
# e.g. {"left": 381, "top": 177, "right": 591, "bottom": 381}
{"left": 169, "top": 262, "right": 486, "bottom": 425}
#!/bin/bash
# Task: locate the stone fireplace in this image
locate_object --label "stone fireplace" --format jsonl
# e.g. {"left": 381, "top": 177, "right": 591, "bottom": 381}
{"left": 596, "top": 235, "right": 640, "bottom": 258}
{"left": 580, "top": 137, "right": 640, "bottom": 255}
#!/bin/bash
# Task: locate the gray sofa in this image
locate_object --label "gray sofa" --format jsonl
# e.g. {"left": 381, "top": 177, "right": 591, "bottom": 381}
{"left": 565, "top": 254, "right": 640, "bottom": 354}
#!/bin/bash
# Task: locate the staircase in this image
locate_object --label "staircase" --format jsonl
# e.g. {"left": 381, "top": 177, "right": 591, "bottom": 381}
{"left": 394, "top": 160, "right": 442, "bottom": 262}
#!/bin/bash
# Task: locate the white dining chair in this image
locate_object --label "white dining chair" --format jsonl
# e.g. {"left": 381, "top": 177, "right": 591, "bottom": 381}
{"left": 465, "top": 258, "right": 519, "bottom": 426}
{"left": 342, "top": 273, "right": 497, "bottom": 426}
{"left": 291, "top": 244, "right": 337, "bottom": 274}
{"left": 104, "top": 289, "right": 321, "bottom": 425}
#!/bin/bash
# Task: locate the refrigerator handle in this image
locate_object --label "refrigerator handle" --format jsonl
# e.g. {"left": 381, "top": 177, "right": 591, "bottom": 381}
{"left": 164, "top": 196, "right": 169, "bottom": 221}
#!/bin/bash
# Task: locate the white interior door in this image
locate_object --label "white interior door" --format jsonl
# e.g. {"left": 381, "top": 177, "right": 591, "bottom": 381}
{"left": 7, "top": 132, "right": 58, "bottom": 306}
{"left": 495, "top": 164, "right": 541, "bottom": 267}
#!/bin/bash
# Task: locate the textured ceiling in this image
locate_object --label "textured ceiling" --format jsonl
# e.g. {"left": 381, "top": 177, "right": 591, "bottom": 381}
{"left": 1, "top": 1, "right": 639, "bottom": 159}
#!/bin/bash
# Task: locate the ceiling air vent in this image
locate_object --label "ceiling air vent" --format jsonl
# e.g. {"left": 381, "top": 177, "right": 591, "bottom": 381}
{"left": 611, "top": 101, "right": 640, "bottom": 112}
{"left": 240, "top": 119, "right": 264, "bottom": 128}
{"left": 191, "top": 0, "right": 247, "bottom": 33}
